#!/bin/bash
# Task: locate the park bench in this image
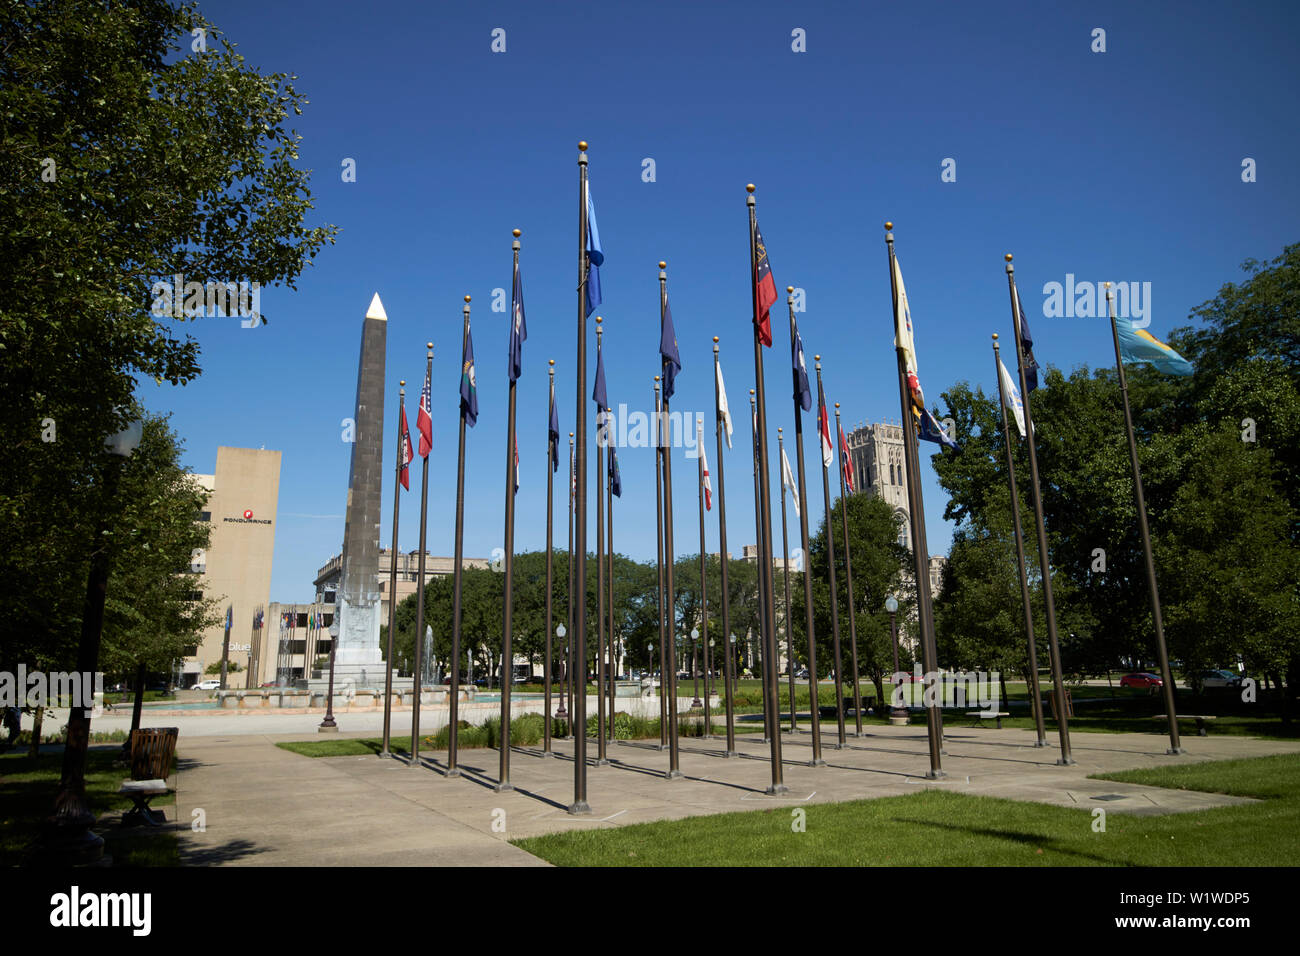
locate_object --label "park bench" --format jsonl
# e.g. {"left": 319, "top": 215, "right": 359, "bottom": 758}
{"left": 1155, "top": 714, "right": 1217, "bottom": 737}
{"left": 839, "top": 695, "right": 877, "bottom": 717}
{"left": 967, "top": 710, "right": 1011, "bottom": 729}
{"left": 118, "top": 727, "right": 178, "bottom": 827}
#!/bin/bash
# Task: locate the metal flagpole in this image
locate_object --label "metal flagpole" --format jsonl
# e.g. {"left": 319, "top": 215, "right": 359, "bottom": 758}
{"left": 559, "top": 434, "right": 574, "bottom": 734}
{"left": 885, "top": 222, "right": 944, "bottom": 778}
{"left": 696, "top": 416, "right": 711, "bottom": 738}
{"left": 1105, "top": 282, "right": 1182, "bottom": 754}
{"left": 660, "top": 263, "right": 682, "bottom": 779}
{"left": 834, "top": 404, "right": 864, "bottom": 737}
{"left": 448, "top": 296, "right": 471, "bottom": 777}
{"left": 595, "top": 318, "right": 608, "bottom": 766}
{"left": 654, "top": 378, "right": 669, "bottom": 750}
{"left": 749, "top": 389, "right": 772, "bottom": 746}
{"left": 777, "top": 427, "right": 797, "bottom": 734}
{"left": 381, "top": 381, "right": 406, "bottom": 758}
{"left": 544, "top": 360, "right": 556, "bottom": 757}
{"left": 1005, "top": 256, "right": 1073, "bottom": 765}
{"left": 713, "top": 339, "right": 737, "bottom": 755}
{"left": 814, "top": 360, "right": 847, "bottom": 750}
{"left": 788, "top": 289, "right": 824, "bottom": 764}
{"left": 570, "top": 142, "right": 592, "bottom": 814}
{"left": 409, "top": 343, "right": 434, "bottom": 769}
{"left": 607, "top": 413, "right": 616, "bottom": 743}
{"left": 991, "top": 333, "right": 1049, "bottom": 747}
{"left": 497, "top": 230, "right": 524, "bottom": 792}
{"left": 746, "top": 185, "right": 787, "bottom": 794}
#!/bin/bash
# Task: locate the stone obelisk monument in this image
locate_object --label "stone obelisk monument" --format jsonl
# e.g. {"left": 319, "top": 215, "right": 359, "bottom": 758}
{"left": 333, "top": 292, "right": 388, "bottom": 689}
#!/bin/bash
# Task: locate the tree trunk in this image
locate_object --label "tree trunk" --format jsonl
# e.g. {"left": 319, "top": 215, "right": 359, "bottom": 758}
{"left": 28, "top": 705, "right": 43, "bottom": 759}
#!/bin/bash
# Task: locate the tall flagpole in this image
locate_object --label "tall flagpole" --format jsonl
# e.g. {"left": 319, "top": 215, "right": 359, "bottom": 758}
{"left": 558, "top": 434, "right": 574, "bottom": 733}
{"left": 606, "top": 412, "right": 616, "bottom": 743}
{"left": 409, "top": 343, "right": 434, "bottom": 770}
{"left": 654, "top": 378, "right": 669, "bottom": 750}
{"left": 381, "top": 381, "right": 406, "bottom": 758}
{"left": 746, "top": 185, "right": 786, "bottom": 794}
{"left": 885, "top": 223, "right": 944, "bottom": 778}
{"left": 777, "top": 427, "right": 797, "bottom": 734}
{"left": 660, "top": 262, "right": 683, "bottom": 779}
{"left": 544, "top": 359, "right": 556, "bottom": 757}
{"left": 570, "top": 142, "right": 592, "bottom": 814}
{"left": 696, "top": 416, "right": 711, "bottom": 738}
{"left": 594, "top": 317, "right": 608, "bottom": 766}
{"left": 1005, "top": 255, "right": 1073, "bottom": 765}
{"left": 788, "top": 288, "right": 824, "bottom": 763}
{"left": 497, "top": 230, "right": 524, "bottom": 793}
{"left": 749, "top": 389, "right": 772, "bottom": 745}
{"left": 1105, "top": 282, "right": 1183, "bottom": 754}
{"left": 449, "top": 296, "right": 471, "bottom": 777}
{"left": 834, "top": 403, "right": 864, "bottom": 737}
{"left": 815, "top": 359, "right": 847, "bottom": 749}
{"left": 713, "top": 339, "right": 738, "bottom": 755}
{"left": 991, "top": 333, "right": 1049, "bottom": 747}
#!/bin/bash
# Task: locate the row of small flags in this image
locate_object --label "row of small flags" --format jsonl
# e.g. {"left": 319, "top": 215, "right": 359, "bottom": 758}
{"left": 390, "top": 173, "right": 1194, "bottom": 516}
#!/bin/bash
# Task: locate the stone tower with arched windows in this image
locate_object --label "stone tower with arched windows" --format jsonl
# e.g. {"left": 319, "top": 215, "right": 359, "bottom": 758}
{"left": 843, "top": 421, "right": 913, "bottom": 552}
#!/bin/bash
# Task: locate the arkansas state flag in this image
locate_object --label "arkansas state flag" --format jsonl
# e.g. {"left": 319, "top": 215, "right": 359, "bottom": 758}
{"left": 753, "top": 223, "right": 777, "bottom": 347}
{"left": 417, "top": 366, "right": 433, "bottom": 457}
{"left": 399, "top": 403, "right": 414, "bottom": 490}
{"left": 817, "top": 380, "right": 834, "bottom": 468}
{"left": 839, "top": 423, "right": 854, "bottom": 492}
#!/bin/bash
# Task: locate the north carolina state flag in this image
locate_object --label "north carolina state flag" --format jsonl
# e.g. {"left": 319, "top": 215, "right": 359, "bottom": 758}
{"left": 753, "top": 223, "right": 777, "bottom": 347}
{"left": 399, "top": 404, "right": 413, "bottom": 490}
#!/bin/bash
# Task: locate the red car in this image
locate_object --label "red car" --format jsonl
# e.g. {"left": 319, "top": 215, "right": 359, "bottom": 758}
{"left": 1120, "top": 672, "right": 1163, "bottom": 689}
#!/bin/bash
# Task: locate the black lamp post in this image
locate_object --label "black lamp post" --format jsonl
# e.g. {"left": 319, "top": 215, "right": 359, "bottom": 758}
{"left": 706, "top": 636, "right": 715, "bottom": 737}
{"left": 319, "top": 615, "right": 340, "bottom": 732}
{"left": 886, "top": 595, "right": 907, "bottom": 724}
{"left": 555, "top": 623, "right": 568, "bottom": 732}
{"left": 690, "top": 628, "right": 702, "bottom": 708}
{"left": 42, "top": 416, "right": 142, "bottom": 864}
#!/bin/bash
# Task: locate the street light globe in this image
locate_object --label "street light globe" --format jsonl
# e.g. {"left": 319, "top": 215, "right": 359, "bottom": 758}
{"left": 105, "top": 417, "right": 144, "bottom": 457}
{"left": 729, "top": 633, "right": 736, "bottom": 644}
{"left": 690, "top": 628, "right": 699, "bottom": 640}
{"left": 885, "top": 596, "right": 898, "bottom": 614}
{"left": 556, "top": 624, "right": 566, "bottom": 638}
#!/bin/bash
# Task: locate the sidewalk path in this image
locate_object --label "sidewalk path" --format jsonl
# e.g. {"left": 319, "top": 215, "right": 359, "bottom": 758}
{"left": 174, "top": 725, "right": 1300, "bottom": 866}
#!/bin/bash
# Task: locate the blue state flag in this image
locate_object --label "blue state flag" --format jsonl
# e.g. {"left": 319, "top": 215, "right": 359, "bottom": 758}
{"left": 585, "top": 183, "right": 603, "bottom": 316}
{"left": 509, "top": 258, "right": 527, "bottom": 382}
{"left": 609, "top": 444, "right": 622, "bottom": 498}
{"left": 548, "top": 387, "right": 560, "bottom": 473}
{"left": 460, "top": 324, "right": 479, "bottom": 427}
{"left": 660, "top": 298, "right": 681, "bottom": 400}
{"left": 1017, "top": 286, "right": 1040, "bottom": 393}
{"left": 1116, "top": 317, "right": 1194, "bottom": 376}
{"left": 916, "top": 405, "right": 958, "bottom": 451}
{"left": 792, "top": 320, "right": 812, "bottom": 412}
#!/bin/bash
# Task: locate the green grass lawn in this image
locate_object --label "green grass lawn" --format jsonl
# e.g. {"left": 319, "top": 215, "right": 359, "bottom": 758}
{"left": 512, "top": 753, "right": 1300, "bottom": 867}
{"left": 0, "top": 746, "right": 179, "bottom": 867}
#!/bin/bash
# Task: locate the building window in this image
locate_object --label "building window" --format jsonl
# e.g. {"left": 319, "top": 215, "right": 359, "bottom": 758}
{"left": 296, "top": 613, "right": 308, "bottom": 629}
{"left": 323, "top": 614, "right": 334, "bottom": 628}
{"left": 323, "top": 591, "right": 335, "bottom": 604}
{"left": 186, "top": 590, "right": 203, "bottom": 601}
{"left": 197, "top": 510, "right": 211, "bottom": 522}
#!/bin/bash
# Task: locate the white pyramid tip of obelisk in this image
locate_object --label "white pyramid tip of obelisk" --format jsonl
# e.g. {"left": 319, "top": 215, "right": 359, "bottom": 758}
{"left": 365, "top": 292, "right": 387, "bottom": 321}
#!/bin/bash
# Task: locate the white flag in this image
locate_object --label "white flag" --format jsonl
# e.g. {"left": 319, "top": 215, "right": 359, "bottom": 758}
{"left": 699, "top": 423, "right": 713, "bottom": 511}
{"left": 715, "top": 360, "right": 733, "bottom": 448}
{"left": 780, "top": 446, "right": 800, "bottom": 518}
{"left": 892, "top": 253, "right": 924, "bottom": 409}
{"left": 998, "top": 356, "right": 1026, "bottom": 438}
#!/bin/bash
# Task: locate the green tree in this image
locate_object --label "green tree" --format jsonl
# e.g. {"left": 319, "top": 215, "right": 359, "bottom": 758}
{"left": 0, "top": 0, "right": 336, "bottom": 665}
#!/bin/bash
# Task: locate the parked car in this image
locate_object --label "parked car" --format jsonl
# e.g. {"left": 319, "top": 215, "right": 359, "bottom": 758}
{"left": 194, "top": 679, "right": 221, "bottom": 691}
{"left": 1187, "top": 669, "right": 1242, "bottom": 690}
{"left": 1120, "top": 672, "right": 1163, "bottom": 690}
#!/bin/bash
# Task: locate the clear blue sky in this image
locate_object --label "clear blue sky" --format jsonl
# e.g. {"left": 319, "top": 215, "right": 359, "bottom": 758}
{"left": 141, "top": 0, "right": 1300, "bottom": 603}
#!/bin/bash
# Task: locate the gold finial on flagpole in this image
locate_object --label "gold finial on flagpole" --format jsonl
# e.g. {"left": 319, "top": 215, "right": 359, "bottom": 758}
{"left": 659, "top": 261, "right": 666, "bottom": 269}
{"left": 746, "top": 184, "right": 755, "bottom": 193}
{"left": 464, "top": 295, "right": 471, "bottom": 302}
{"left": 578, "top": 141, "right": 588, "bottom": 151}
{"left": 884, "top": 222, "right": 893, "bottom": 230}
{"left": 992, "top": 333, "right": 999, "bottom": 341}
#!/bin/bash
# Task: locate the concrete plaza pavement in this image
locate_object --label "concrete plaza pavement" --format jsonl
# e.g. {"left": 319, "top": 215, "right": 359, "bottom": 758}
{"left": 169, "top": 721, "right": 1300, "bottom": 866}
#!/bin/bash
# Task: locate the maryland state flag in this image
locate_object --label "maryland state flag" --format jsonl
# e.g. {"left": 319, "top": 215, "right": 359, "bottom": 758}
{"left": 839, "top": 423, "right": 855, "bottom": 492}
{"left": 700, "top": 436, "right": 712, "bottom": 511}
{"left": 399, "top": 402, "right": 414, "bottom": 490}
{"left": 892, "top": 254, "right": 924, "bottom": 409}
{"left": 753, "top": 223, "right": 777, "bottom": 347}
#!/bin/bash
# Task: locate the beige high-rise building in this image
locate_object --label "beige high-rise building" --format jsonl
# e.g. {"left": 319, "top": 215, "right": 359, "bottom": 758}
{"left": 843, "top": 421, "right": 913, "bottom": 551}
{"left": 182, "top": 447, "right": 281, "bottom": 686}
